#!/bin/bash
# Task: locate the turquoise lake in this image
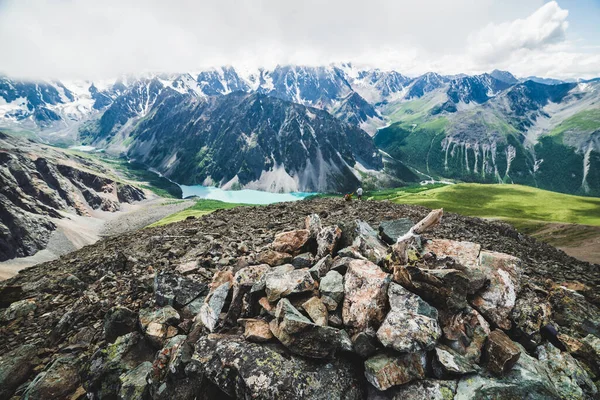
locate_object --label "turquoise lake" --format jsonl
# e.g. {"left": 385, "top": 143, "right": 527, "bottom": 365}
{"left": 179, "top": 185, "right": 315, "bottom": 205}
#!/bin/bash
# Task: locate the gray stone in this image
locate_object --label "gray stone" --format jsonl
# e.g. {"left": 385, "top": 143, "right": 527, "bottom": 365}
{"left": 0, "top": 344, "right": 39, "bottom": 399}
{"left": 154, "top": 272, "right": 209, "bottom": 309}
{"left": 1, "top": 298, "right": 36, "bottom": 322}
{"left": 378, "top": 218, "right": 414, "bottom": 245}
{"left": 308, "top": 254, "right": 332, "bottom": 279}
{"left": 104, "top": 306, "right": 138, "bottom": 343}
{"left": 304, "top": 213, "right": 322, "bottom": 238}
{"left": 316, "top": 225, "right": 342, "bottom": 258}
{"left": 433, "top": 345, "right": 478, "bottom": 377}
{"left": 291, "top": 252, "right": 314, "bottom": 269}
{"left": 319, "top": 270, "right": 344, "bottom": 310}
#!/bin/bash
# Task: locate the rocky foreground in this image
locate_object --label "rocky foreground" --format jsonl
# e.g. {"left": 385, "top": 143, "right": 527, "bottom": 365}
{"left": 1, "top": 198, "right": 599, "bottom": 399}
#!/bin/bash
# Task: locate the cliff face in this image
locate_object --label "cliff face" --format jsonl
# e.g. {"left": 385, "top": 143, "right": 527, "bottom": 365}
{"left": 0, "top": 132, "right": 145, "bottom": 261}
{"left": 0, "top": 198, "right": 598, "bottom": 399}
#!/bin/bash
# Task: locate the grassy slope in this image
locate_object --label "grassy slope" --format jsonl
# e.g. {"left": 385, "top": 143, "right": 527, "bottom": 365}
{"left": 148, "top": 199, "right": 249, "bottom": 227}
{"left": 370, "top": 183, "right": 600, "bottom": 227}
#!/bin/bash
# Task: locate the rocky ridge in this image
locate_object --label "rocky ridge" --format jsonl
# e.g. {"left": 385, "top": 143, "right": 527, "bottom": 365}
{"left": 0, "top": 198, "right": 599, "bottom": 399}
{"left": 0, "top": 132, "right": 145, "bottom": 261}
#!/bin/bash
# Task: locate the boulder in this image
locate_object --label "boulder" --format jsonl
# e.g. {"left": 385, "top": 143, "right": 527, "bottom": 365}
{"left": 316, "top": 225, "right": 342, "bottom": 258}
{"left": 548, "top": 285, "right": 600, "bottom": 338}
{"left": 187, "top": 334, "right": 363, "bottom": 399}
{"left": 439, "top": 307, "right": 490, "bottom": 363}
{"left": 378, "top": 218, "right": 414, "bottom": 245}
{"left": 470, "top": 251, "right": 522, "bottom": 330}
{"left": 308, "top": 254, "right": 332, "bottom": 279}
{"left": 364, "top": 352, "right": 427, "bottom": 391}
{"left": 510, "top": 284, "right": 552, "bottom": 345}
{"left": 139, "top": 306, "right": 181, "bottom": 348}
{"left": 393, "top": 265, "right": 486, "bottom": 313}
{"left": 433, "top": 345, "right": 477, "bottom": 377}
{"left": 0, "top": 344, "right": 39, "bottom": 399}
{"left": 537, "top": 342, "right": 597, "bottom": 399}
{"left": 376, "top": 283, "right": 441, "bottom": 353}
{"left": 240, "top": 318, "right": 273, "bottom": 342}
{"left": 224, "top": 264, "right": 271, "bottom": 326}
{"left": 337, "top": 246, "right": 368, "bottom": 260}
{"left": 292, "top": 252, "right": 314, "bottom": 269}
{"left": 455, "top": 347, "right": 561, "bottom": 399}
{"left": 104, "top": 306, "right": 138, "bottom": 343}
{"left": 0, "top": 298, "right": 36, "bottom": 322}
{"left": 257, "top": 250, "right": 293, "bottom": 267}
{"left": 302, "top": 296, "right": 328, "bottom": 326}
{"left": 319, "top": 270, "right": 344, "bottom": 311}
{"left": 23, "top": 355, "right": 81, "bottom": 400}
{"left": 198, "top": 278, "right": 232, "bottom": 332}
{"left": 154, "top": 272, "right": 209, "bottom": 309}
{"left": 484, "top": 329, "right": 521, "bottom": 375}
{"left": 422, "top": 239, "right": 481, "bottom": 268}
{"left": 342, "top": 259, "right": 390, "bottom": 335}
{"left": 330, "top": 256, "right": 355, "bottom": 274}
{"left": 352, "top": 221, "right": 388, "bottom": 265}
{"left": 369, "top": 379, "right": 458, "bottom": 400}
{"left": 304, "top": 213, "right": 322, "bottom": 238}
{"left": 269, "top": 298, "right": 352, "bottom": 358}
{"left": 84, "top": 332, "right": 154, "bottom": 399}
{"left": 352, "top": 330, "right": 379, "bottom": 359}
{"left": 264, "top": 268, "right": 317, "bottom": 302}
{"left": 118, "top": 361, "right": 152, "bottom": 400}
{"left": 271, "top": 229, "right": 310, "bottom": 256}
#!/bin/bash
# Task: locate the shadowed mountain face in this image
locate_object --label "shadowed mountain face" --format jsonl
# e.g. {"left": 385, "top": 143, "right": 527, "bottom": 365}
{"left": 126, "top": 91, "right": 384, "bottom": 192}
{"left": 0, "top": 132, "right": 145, "bottom": 261}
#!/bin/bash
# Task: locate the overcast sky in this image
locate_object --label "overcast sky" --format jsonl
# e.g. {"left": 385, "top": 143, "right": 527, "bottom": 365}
{"left": 0, "top": 0, "right": 599, "bottom": 80}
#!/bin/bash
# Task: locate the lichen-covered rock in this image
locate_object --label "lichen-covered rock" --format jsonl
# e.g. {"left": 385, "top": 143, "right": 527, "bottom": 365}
{"left": 320, "top": 270, "right": 344, "bottom": 310}
{"left": 269, "top": 298, "right": 352, "bottom": 358}
{"left": 510, "top": 284, "right": 552, "bottom": 345}
{"left": 439, "top": 307, "right": 490, "bottom": 363}
{"left": 84, "top": 332, "right": 154, "bottom": 399}
{"left": 470, "top": 251, "right": 522, "bottom": 330}
{"left": 317, "top": 225, "right": 342, "bottom": 258}
{"left": 104, "top": 306, "right": 138, "bottom": 343}
{"left": 369, "top": 379, "right": 458, "bottom": 400}
{"left": 187, "top": 334, "right": 363, "bottom": 399}
{"left": 272, "top": 229, "right": 310, "bottom": 256}
{"left": 378, "top": 218, "right": 414, "bottom": 245}
{"left": 23, "top": 354, "right": 81, "bottom": 400}
{"left": 343, "top": 259, "right": 390, "bottom": 335}
{"left": 257, "top": 249, "right": 293, "bottom": 266}
{"left": 154, "top": 272, "right": 209, "bottom": 309}
{"left": 264, "top": 268, "right": 316, "bottom": 302}
{"left": 352, "top": 330, "right": 379, "bottom": 359}
{"left": 1, "top": 298, "right": 36, "bottom": 322}
{"left": 302, "top": 296, "right": 328, "bottom": 326}
{"left": 484, "top": 329, "right": 521, "bottom": 375}
{"left": 433, "top": 345, "right": 477, "bottom": 377}
{"left": 119, "top": 361, "right": 152, "bottom": 400}
{"left": 455, "top": 347, "right": 560, "bottom": 399}
{"left": 240, "top": 318, "right": 273, "bottom": 342}
{"left": 548, "top": 285, "right": 600, "bottom": 338}
{"left": 0, "top": 344, "right": 39, "bottom": 399}
{"left": 364, "top": 352, "right": 427, "bottom": 391}
{"left": 376, "top": 283, "right": 441, "bottom": 353}
{"left": 537, "top": 342, "right": 597, "bottom": 399}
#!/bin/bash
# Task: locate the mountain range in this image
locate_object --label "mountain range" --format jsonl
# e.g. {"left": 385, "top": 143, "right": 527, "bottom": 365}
{"left": 1, "top": 65, "right": 598, "bottom": 195}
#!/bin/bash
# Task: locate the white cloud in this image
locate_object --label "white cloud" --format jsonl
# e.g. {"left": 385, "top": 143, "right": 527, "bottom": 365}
{"left": 468, "top": 1, "right": 569, "bottom": 63}
{"left": 0, "top": 0, "right": 598, "bottom": 80}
